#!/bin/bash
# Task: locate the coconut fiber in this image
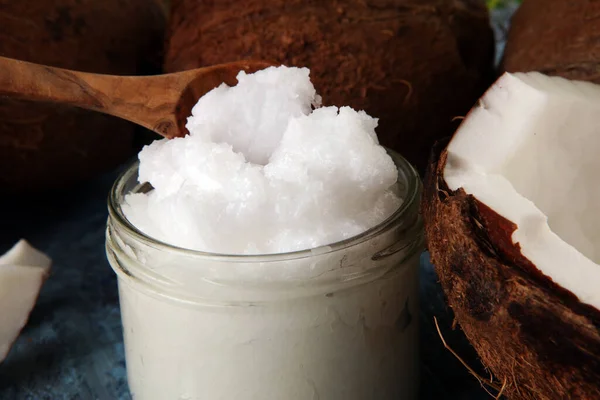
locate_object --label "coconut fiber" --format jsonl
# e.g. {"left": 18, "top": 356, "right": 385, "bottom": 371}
{"left": 0, "top": 0, "right": 167, "bottom": 192}
{"left": 164, "top": 0, "right": 495, "bottom": 174}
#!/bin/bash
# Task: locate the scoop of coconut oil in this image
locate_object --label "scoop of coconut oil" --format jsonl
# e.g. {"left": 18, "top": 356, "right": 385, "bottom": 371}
{"left": 123, "top": 65, "right": 402, "bottom": 254}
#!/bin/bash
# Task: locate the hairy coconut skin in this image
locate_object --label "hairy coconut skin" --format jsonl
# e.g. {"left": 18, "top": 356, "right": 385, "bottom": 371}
{"left": 423, "top": 140, "right": 600, "bottom": 399}
{"left": 501, "top": 0, "right": 600, "bottom": 82}
{"left": 164, "top": 0, "right": 495, "bottom": 173}
{"left": 0, "top": 0, "right": 167, "bottom": 193}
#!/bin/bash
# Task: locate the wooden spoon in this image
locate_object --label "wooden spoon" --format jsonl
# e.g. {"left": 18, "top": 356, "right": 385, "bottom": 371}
{"left": 0, "top": 56, "right": 274, "bottom": 139}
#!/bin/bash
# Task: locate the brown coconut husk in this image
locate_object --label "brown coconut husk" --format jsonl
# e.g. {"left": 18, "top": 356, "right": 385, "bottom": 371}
{"left": 422, "top": 138, "right": 600, "bottom": 399}
{"left": 163, "top": 0, "right": 495, "bottom": 174}
{"left": 501, "top": 0, "right": 600, "bottom": 82}
{"left": 0, "top": 0, "right": 167, "bottom": 193}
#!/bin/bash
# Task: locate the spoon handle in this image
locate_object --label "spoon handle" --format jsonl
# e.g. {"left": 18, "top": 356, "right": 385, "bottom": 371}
{"left": 0, "top": 56, "right": 185, "bottom": 137}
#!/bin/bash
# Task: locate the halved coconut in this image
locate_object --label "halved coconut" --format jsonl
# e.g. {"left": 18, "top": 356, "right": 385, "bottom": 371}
{"left": 423, "top": 72, "right": 600, "bottom": 399}
{"left": 0, "top": 240, "right": 51, "bottom": 362}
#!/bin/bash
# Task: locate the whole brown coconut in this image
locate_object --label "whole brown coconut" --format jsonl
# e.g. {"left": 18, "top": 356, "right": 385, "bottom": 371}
{"left": 164, "top": 0, "right": 495, "bottom": 173}
{"left": 501, "top": 0, "right": 600, "bottom": 82}
{"left": 423, "top": 140, "right": 600, "bottom": 399}
{"left": 0, "top": 0, "right": 167, "bottom": 193}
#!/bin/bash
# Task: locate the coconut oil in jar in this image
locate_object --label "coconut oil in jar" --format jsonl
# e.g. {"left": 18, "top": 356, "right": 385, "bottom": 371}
{"left": 105, "top": 65, "right": 424, "bottom": 399}
{"left": 106, "top": 150, "right": 423, "bottom": 400}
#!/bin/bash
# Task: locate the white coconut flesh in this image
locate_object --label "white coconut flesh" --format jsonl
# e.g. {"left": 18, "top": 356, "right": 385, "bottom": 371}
{"left": 0, "top": 240, "right": 51, "bottom": 362}
{"left": 443, "top": 71, "right": 600, "bottom": 311}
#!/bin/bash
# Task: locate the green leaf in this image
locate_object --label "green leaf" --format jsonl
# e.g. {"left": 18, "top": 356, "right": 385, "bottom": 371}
{"left": 487, "top": 0, "right": 522, "bottom": 9}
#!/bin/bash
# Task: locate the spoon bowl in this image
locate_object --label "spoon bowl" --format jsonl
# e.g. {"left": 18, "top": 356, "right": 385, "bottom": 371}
{"left": 171, "top": 63, "right": 269, "bottom": 139}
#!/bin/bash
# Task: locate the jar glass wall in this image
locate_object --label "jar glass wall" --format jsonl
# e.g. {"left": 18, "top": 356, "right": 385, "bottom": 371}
{"left": 105, "top": 149, "right": 424, "bottom": 400}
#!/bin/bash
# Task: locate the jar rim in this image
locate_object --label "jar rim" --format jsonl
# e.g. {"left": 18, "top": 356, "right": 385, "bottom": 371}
{"left": 107, "top": 148, "right": 421, "bottom": 262}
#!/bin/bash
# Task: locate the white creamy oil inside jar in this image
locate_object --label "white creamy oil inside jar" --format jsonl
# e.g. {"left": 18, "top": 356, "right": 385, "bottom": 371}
{"left": 106, "top": 65, "right": 423, "bottom": 400}
{"left": 123, "top": 66, "right": 402, "bottom": 254}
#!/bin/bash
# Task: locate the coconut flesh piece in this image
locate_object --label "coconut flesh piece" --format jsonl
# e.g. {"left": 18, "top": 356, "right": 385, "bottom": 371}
{"left": 0, "top": 240, "right": 51, "bottom": 362}
{"left": 443, "top": 71, "right": 600, "bottom": 311}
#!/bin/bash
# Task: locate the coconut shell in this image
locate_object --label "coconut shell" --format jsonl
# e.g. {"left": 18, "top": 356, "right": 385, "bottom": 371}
{"left": 163, "top": 0, "right": 495, "bottom": 173}
{"left": 422, "top": 139, "right": 600, "bottom": 399}
{"left": 0, "top": 0, "right": 167, "bottom": 193}
{"left": 501, "top": 0, "right": 600, "bottom": 82}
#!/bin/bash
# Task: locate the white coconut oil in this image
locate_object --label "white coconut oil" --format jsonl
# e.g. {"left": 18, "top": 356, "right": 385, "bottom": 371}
{"left": 106, "top": 155, "right": 422, "bottom": 400}
{"left": 105, "top": 66, "right": 424, "bottom": 399}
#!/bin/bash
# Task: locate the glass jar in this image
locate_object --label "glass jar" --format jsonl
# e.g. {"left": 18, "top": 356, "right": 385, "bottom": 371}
{"left": 105, "top": 149, "right": 424, "bottom": 400}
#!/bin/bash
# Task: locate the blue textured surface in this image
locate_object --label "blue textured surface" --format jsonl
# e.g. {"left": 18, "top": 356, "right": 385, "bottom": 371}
{"left": 0, "top": 164, "right": 493, "bottom": 400}
{"left": 0, "top": 168, "right": 129, "bottom": 400}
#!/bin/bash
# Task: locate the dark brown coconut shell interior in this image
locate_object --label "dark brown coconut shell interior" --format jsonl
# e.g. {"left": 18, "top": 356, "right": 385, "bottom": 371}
{"left": 422, "top": 139, "right": 600, "bottom": 399}
{"left": 501, "top": 0, "right": 600, "bottom": 83}
{"left": 0, "top": 0, "right": 167, "bottom": 193}
{"left": 164, "top": 0, "right": 495, "bottom": 174}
